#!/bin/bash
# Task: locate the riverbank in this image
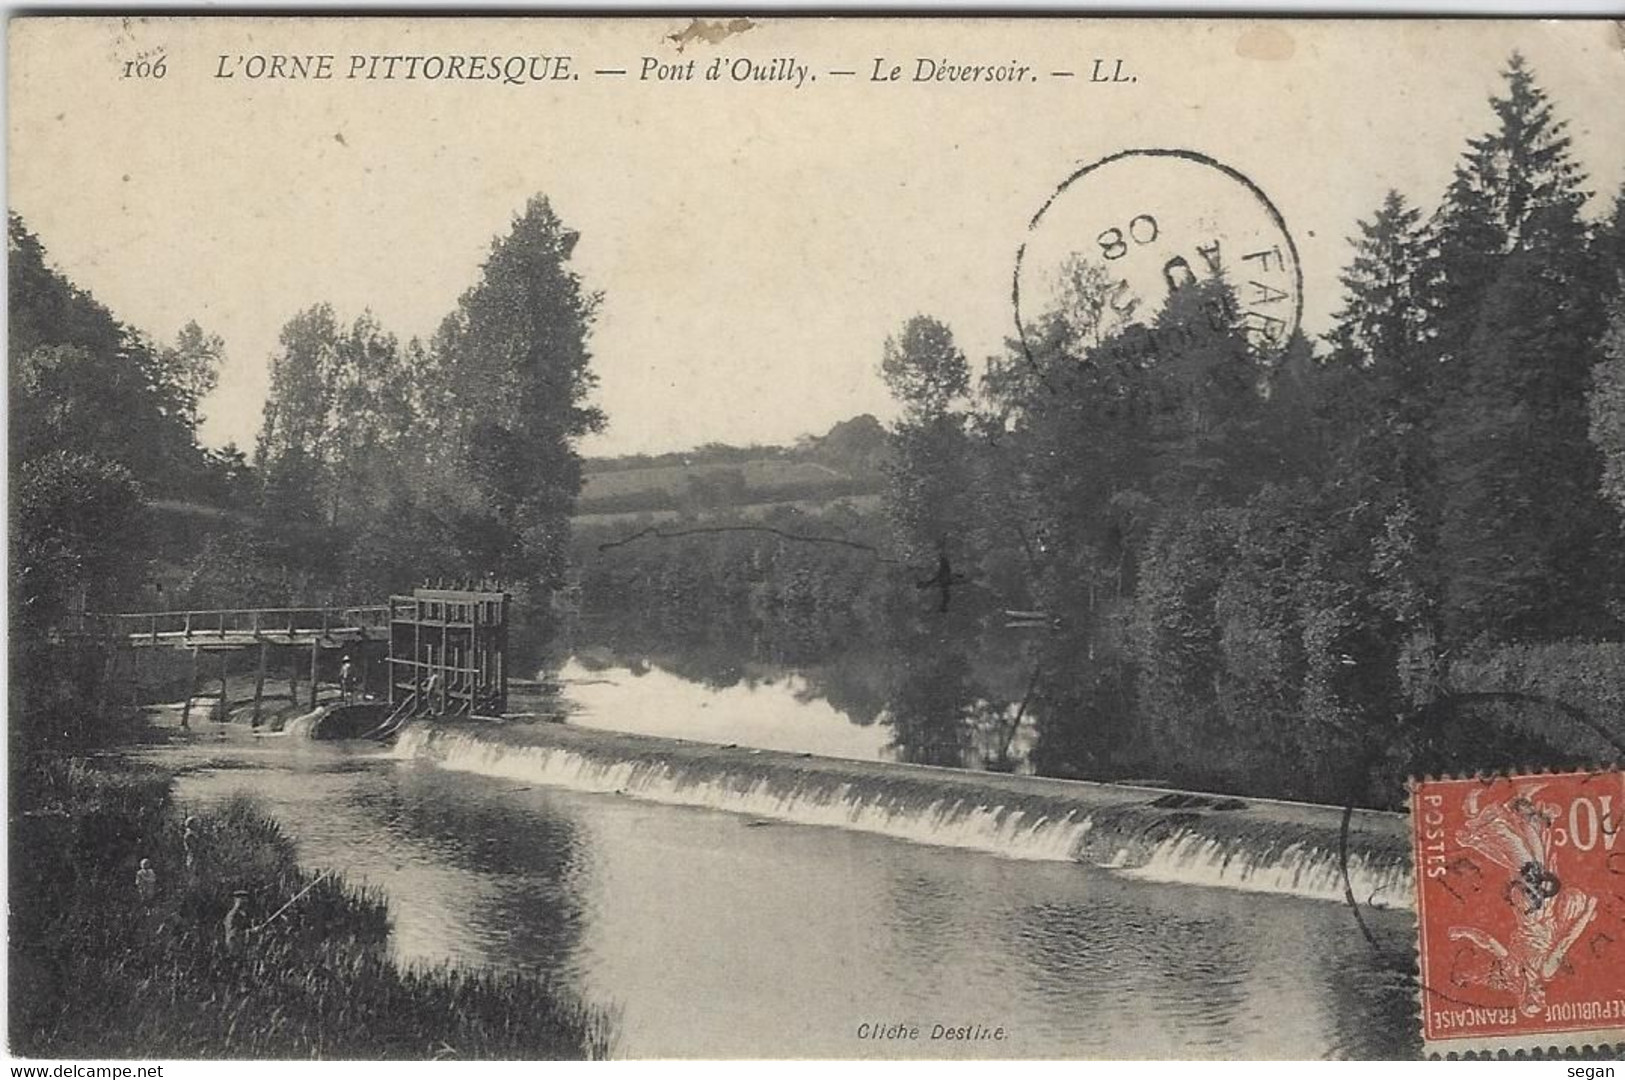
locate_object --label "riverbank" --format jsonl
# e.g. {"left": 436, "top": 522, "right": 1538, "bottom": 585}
{"left": 9, "top": 751, "right": 616, "bottom": 1059}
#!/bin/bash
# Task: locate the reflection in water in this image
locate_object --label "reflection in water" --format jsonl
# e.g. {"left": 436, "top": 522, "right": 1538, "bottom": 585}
{"left": 360, "top": 769, "right": 591, "bottom": 982}
{"left": 564, "top": 600, "right": 1585, "bottom": 813}
{"left": 146, "top": 730, "right": 1418, "bottom": 1059}
{"left": 555, "top": 612, "right": 1048, "bottom": 774}
{"left": 556, "top": 657, "right": 893, "bottom": 762}
{"left": 163, "top": 746, "right": 590, "bottom": 980}
{"left": 882, "top": 633, "right": 978, "bottom": 767}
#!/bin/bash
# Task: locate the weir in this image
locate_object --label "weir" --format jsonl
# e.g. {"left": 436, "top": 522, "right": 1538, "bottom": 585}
{"left": 393, "top": 722, "right": 1416, "bottom": 908}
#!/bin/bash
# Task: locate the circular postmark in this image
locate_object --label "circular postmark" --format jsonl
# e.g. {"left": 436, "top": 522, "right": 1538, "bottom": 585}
{"left": 1013, "top": 148, "right": 1304, "bottom": 374}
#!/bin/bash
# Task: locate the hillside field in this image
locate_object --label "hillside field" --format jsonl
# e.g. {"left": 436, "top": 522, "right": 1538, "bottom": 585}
{"left": 580, "top": 459, "right": 846, "bottom": 502}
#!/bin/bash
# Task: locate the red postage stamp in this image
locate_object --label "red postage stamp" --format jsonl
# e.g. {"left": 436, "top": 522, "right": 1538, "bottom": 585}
{"left": 1412, "top": 769, "right": 1625, "bottom": 1052}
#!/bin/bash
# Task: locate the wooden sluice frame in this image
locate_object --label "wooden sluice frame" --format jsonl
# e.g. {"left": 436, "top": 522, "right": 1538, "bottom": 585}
{"left": 386, "top": 588, "right": 510, "bottom": 720}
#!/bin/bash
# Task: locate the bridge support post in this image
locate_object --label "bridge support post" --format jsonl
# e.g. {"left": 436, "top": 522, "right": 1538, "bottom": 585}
{"left": 252, "top": 642, "right": 268, "bottom": 728}
{"left": 413, "top": 620, "right": 422, "bottom": 713}
{"left": 308, "top": 638, "right": 319, "bottom": 711}
{"left": 180, "top": 645, "right": 199, "bottom": 730}
{"left": 439, "top": 625, "right": 449, "bottom": 715}
{"left": 499, "top": 609, "right": 508, "bottom": 714}
{"left": 289, "top": 648, "right": 299, "bottom": 711}
{"left": 217, "top": 652, "right": 228, "bottom": 723}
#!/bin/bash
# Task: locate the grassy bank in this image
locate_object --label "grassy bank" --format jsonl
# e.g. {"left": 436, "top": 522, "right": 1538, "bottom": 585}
{"left": 9, "top": 755, "right": 616, "bottom": 1059}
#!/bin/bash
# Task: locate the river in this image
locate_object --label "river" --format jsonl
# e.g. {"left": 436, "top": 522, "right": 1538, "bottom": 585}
{"left": 132, "top": 646, "right": 1423, "bottom": 1060}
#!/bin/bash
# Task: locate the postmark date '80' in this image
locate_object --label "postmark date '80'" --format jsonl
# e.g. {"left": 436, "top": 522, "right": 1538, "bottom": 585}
{"left": 1014, "top": 149, "right": 1304, "bottom": 373}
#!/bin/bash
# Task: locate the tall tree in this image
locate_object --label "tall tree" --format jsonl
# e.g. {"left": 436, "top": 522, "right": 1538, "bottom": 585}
{"left": 1328, "top": 190, "right": 1433, "bottom": 473}
{"left": 425, "top": 196, "right": 605, "bottom": 586}
{"left": 881, "top": 314, "right": 970, "bottom": 417}
{"left": 247, "top": 196, "right": 605, "bottom": 598}
{"left": 1428, "top": 54, "right": 1615, "bottom": 645}
{"left": 1426, "top": 52, "right": 1589, "bottom": 354}
{"left": 256, "top": 306, "right": 418, "bottom": 529}
{"left": 256, "top": 304, "right": 342, "bottom": 481}
{"left": 880, "top": 316, "right": 977, "bottom": 565}
{"left": 1590, "top": 294, "right": 1625, "bottom": 526}
{"left": 158, "top": 320, "right": 225, "bottom": 431}
{"left": 1322, "top": 192, "right": 1442, "bottom": 675}
{"left": 9, "top": 216, "right": 206, "bottom": 495}
{"left": 1329, "top": 191, "right": 1431, "bottom": 373}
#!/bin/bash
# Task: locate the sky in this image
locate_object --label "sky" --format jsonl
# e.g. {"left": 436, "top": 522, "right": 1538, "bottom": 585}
{"left": 9, "top": 17, "right": 1624, "bottom": 457}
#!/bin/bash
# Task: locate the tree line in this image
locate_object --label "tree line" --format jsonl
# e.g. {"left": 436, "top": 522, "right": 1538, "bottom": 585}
{"left": 877, "top": 55, "right": 1625, "bottom": 802}
{"left": 209, "top": 195, "right": 603, "bottom": 608}
{"left": 9, "top": 195, "right": 602, "bottom": 747}
{"left": 516, "top": 56, "right": 1625, "bottom": 803}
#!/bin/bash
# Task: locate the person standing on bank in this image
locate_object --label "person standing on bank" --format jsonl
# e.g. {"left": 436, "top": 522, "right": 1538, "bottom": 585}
{"left": 135, "top": 858, "right": 158, "bottom": 906}
{"left": 182, "top": 815, "right": 199, "bottom": 875}
{"left": 224, "top": 889, "right": 251, "bottom": 954}
{"left": 339, "top": 654, "right": 355, "bottom": 704}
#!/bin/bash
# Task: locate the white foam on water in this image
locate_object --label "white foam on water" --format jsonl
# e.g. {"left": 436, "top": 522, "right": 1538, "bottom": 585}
{"left": 393, "top": 726, "right": 1415, "bottom": 907}
{"left": 1119, "top": 831, "right": 1415, "bottom": 909}
{"left": 281, "top": 707, "right": 327, "bottom": 739}
{"left": 395, "top": 727, "right": 1093, "bottom": 861}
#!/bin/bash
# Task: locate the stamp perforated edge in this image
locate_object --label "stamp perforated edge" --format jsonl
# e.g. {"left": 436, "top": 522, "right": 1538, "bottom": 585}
{"left": 1407, "top": 764, "right": 1625, "bottom": 1059}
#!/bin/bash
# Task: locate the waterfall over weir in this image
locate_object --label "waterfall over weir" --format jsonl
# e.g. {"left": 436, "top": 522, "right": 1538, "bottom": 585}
{"left": 392, "top": 723, "right": 1415, "bottom": 909}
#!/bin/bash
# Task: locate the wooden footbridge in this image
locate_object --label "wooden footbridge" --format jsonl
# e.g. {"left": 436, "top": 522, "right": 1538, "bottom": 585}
{"left": 79, "top": 587, "right": 509, "bottom": 730}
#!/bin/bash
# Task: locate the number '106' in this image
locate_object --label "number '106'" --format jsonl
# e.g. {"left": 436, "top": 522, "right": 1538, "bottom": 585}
{"left": 123, "top": 57, "right": 168, "bottom": 79}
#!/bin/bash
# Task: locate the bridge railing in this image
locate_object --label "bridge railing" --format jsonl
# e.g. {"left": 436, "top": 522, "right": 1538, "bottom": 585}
{"left": 389, "top": 591, "right": 507, "bottom": 627}
{"left": 77, "top": 605, "right": 392, "bottom": 642}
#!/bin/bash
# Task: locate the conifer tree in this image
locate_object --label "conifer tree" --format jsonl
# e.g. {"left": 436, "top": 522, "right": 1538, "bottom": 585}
{"left": 1591, "top": 295, "right": 1625, "bottom": 526}
{"left": 1322, "top": 193, "right": 1440, "bottom": 652}
{"left": 1329, "top": 190, "right": 1430, "bottom": 375}
{"left": 1327, "top": 191, "right": 1435, "bottom": 502}
{"left": 1429, "top": 55, "right": 1614, "bottom": 644}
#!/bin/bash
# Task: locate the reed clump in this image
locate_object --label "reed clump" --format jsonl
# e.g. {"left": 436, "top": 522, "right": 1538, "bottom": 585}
{"left": 10, "top": 756, "right": 615, "bottom": 1059}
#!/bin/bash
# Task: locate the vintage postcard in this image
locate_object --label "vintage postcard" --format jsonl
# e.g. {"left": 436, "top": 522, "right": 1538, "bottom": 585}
{"left": 7, "top": 15, "right": 1625, "bottom": 1062}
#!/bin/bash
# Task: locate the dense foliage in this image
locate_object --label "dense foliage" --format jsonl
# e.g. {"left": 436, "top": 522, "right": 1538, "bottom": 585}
{"left": 7, "top": 197, "right": 607, "bottom": 756}
{"left": 553, "top": 58, "right": 1624, "bottom": 805}
{"left": 8, "top": 198, "right": 616, "bottom": 1056}
{"left": 863, "top": 55, "right": 1625, "bottom": 803}
{"left": 10, "top": 195, "right": 603, "bottom": 653}
{"left": 248, "top": 196, "right": 604, "bottom": 603}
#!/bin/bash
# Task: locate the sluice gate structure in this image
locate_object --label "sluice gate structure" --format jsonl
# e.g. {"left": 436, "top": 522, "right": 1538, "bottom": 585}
{"left": 80, "top": 585, "right": 509, "bottom": 729}
{"left": 386, "top": 588, "right": 510, "bottom": 720}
